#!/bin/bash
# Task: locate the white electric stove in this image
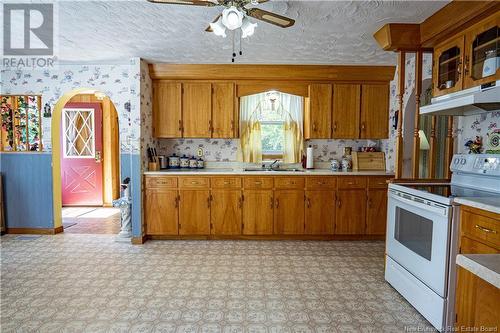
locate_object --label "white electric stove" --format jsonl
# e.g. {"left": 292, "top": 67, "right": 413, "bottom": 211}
{"left": 385, "top": 154, "right": 500, "bottom": 332}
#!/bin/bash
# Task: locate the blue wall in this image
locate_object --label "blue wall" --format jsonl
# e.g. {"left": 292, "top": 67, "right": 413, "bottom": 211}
{"left": 0, "top": 153, "right": 54, "bottom": 229}
{"left": 1, "top": 152, "right": 142, "bottom": 236}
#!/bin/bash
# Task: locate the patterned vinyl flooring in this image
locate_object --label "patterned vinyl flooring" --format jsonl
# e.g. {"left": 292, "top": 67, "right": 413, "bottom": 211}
{"left": 0, "top": 235, "right": 435, "bottom": 333}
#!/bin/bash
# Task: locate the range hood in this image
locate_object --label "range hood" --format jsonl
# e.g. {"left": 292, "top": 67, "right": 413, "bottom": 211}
{"left": 420, "top": 81, "right": 500, "bottom": 116}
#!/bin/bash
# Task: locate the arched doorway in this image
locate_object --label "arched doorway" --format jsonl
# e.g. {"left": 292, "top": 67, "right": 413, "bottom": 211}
{"left": 51, "top": 88, "right": 120, "bottom": 233}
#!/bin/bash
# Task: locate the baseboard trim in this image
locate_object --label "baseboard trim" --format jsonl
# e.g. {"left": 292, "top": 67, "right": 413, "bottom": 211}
{"left": 131, "top": 235, "right": 147, "bottom": 244}
{"left": 147, "top": 234, "right": 386, "bottom": 241}
{"left": 6, "top": 226, "right": 64, "bottom": 235}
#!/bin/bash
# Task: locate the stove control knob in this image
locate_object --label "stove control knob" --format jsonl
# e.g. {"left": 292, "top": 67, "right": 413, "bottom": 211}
{"left": 454, "top": 158, "right": 460, "bottom": 165}
{"left": 460, "top": 158, "right": 467, "bottom": 165}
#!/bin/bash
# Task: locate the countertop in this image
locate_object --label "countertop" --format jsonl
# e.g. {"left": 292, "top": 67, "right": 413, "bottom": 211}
{"left": 456, "top": 254, "right": 500, "bottom": 289}
{"left": 143, "top": 168, "right": 395, "bottom": 176}
{"left": 454, "top": 197, "right": 500, "bottom": 215}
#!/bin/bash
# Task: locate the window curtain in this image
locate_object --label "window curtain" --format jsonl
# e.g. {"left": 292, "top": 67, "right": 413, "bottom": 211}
{"left": 239, "top": 95, "right": 262, "bottom": 163}
{"left": 280, "top": 93, "right": 304, "bottom": 163}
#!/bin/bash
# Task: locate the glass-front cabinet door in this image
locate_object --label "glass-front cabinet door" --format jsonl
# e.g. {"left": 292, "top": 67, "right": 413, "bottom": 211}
{"left": 464, "top": 12, "right": 500, "bottom": 89}
{"left": 433, "top": 35, "right": 465, "bottom": 97}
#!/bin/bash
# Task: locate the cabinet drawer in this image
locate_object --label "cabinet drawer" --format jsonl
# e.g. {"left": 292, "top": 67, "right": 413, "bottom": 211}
{"left": 338, "top": 176, "right": 367, "bottom": 189}
{"left": 243, "top": 177, "right": 273, "bottom": 189}
{"left": 461, "top": 210, "right": 500, "bottom": 249}
{"left": 460, "top": 236, "right": 500, "bottom": 254}
{"left": 145, "top": 176, "right": 177, "bottom": 188}
{"left": 179, "top": 177, "right": 210, "bottom": 188}
{"left": 306, "top": 177, "right": 336, "bottom": 189}
{"left": 368, "top": 176, "right": 391, "bottom": 189}
{"left": 275, "top": 177, "right": 305, "bottom": 189}
{"left": 211, "top": 177, "right": 242, "bottom": 189}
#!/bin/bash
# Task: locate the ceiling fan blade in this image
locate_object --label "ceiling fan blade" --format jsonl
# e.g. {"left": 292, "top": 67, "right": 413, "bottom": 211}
{"left": 147, "top": 0, "right": 217, "bottom": 7}
{"left": 205, "top": 14, "right": 222, "bottom": 32}
{"left": 247, "top": 8, "right": 295, "bottom": 28}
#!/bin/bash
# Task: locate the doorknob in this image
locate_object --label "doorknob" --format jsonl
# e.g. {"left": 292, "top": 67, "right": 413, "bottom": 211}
{"left": 95, "top": 151, "right": 101, "bottom": 163}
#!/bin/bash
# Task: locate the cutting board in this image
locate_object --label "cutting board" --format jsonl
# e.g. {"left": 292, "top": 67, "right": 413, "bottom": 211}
{"left": 352, "top": 152, "right": 386, "bottom": 171}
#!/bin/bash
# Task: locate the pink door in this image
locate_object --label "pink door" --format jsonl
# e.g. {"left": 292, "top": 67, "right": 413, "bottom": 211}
{"left": 61, "top": 103, "right": 103, "bottom": 206}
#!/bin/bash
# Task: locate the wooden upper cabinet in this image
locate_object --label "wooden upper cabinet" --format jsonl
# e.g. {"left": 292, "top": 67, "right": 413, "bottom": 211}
{"left": 153, "top": 81, "right": 182, "bottom": 138}
{"left": 212, "top": 82, "right": 235, "bottom": 138}
{"left": 305, "top": 83, "right": 332, "bottom": 139}
{"left": 463, "top": 11, "right": 500, "bottom": 89}
{"left": 182, "top": 83, "right": 212, "bottom": 138}
{"left": 210, "top": 189, "right": 242, "bottom": 235}
{"left": 360, "top": 84, "right": 389, "bottom": 139}
{"left": 433, "top": 35, "right": 465, "bottom": 97}
{"left": 332, "top": 84, "right": 361, "bottom": 139}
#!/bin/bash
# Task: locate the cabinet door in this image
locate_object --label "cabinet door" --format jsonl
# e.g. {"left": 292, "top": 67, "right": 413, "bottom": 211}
{"left": 179, "top": 190, "right": 210, "bottom": 235}
{"left": 366, "top": 189, "right": 387, "bottom": 235}
{"left": 211, "top": 190, "right": 242, "bottom": 235}
{"left": 332, "top": 84, "right": 361, "bottom": 139}
{"left": 242, "top": 190, "right": 274, "bottom": 235}
{"left": 464, "top": 12, "right": 500, "bottom": 89}
{"left": 305, "top": 83, "right": 332, "bottom": 139}
{"left": 305, "top": 190, "right": 335, "bottom": 235}
{"left": 335, "top": 189, "right": 366, "bottom": 235}
{"left": 433, "top": 35, "right": 465, "bottom": 97}
{"left": 153, "top": 81, "right": 182, "bottom": 138}
{"left": 360, "top": 84, "right": 389, "bottom": 139}
{"left": 183, "top": 83, "right": 212, "bottom": 138}
{"left": 274, "top": 190, "right": 305, "bottom": 235}
{"left": 212, "top": 83, "right": 235, "bottom": 138}
{"left": 145, "top": 189, "right": 179, "bottom": 235}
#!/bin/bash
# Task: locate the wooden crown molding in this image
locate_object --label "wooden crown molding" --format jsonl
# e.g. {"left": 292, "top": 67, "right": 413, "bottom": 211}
{"left": 373, "top": 0, "right": 500, "bottom": 51}
{"left": 149, "top": 64, "right": 396, "bottom": 82}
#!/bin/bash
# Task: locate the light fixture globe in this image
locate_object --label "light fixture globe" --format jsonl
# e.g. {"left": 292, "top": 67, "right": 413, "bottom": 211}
{"left": 222, "top": 6, "right": 243, "bottom": 30}
{"left": 210, "top": 16, "right": 227, "bottom": 38}
{"left": 241, "top": 17, "right": 257, "bottom": 38}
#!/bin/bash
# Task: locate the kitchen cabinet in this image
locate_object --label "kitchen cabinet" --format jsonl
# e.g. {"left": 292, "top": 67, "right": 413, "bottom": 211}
{"left": 332, "top": 84, "right": 361, "bottom": 139}
{"left": 182, "top": 83, "right": 212, "bottom": 138}
{"left": 179, "top": 189, "right": 211, "bottom": 235}
{"left": 242, "top": 190, "right": 274, "bottom": 235}
{"left": 274, "top": 190, "right": 305, "bottom": 235}
{"left": 304, "top": 83, "right": 332, "bottom": 139}
{"left": 210, "top": 189, "right": 242, "bottom": 235}
{"left": 455, "top": 266, "right": 500, "bottom": 332}
{"left": 212, "top": 82, "right": 236, "bottom": 138}
{"left": 360, "top": 84, "right": 389, "bottom": 139}
{"left": 463, "top": 12, "right": 500, "bottom": 89}
{"left": 305, "top": 190, "right": 335, "bottom": 235}
{"left": 335, "top": 189, "right": 366, "bottom": 235}
{"left": 366, "top": 189, "right": 388, "bottom": 235}
{"left": 145, "top": 189, "right": 179, "bottom": 235}
{"left": 433, "top": 35, "right": 466, "bottom": 97}
{"left": 459, "top": 206, "right": 500, "bottom": 254}
{"left": 153, "top": 81, "right": 182, "bottom": 138}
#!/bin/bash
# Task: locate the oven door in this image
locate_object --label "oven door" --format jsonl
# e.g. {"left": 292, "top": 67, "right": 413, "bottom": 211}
{"left": 386, "top": 190, "right": 452, "bottom": 297}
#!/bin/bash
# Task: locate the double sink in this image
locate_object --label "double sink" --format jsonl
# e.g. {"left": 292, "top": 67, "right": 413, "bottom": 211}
{"left": 243, "top": 167, "right": 304, "bottom": 172}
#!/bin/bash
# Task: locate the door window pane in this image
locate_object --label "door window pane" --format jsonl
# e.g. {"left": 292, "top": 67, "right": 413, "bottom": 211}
{"left": 63, "top": 109, "right": 95, "bottom": 157}
{"left": 395, "top": 207, "right": 433, "bottom": 261}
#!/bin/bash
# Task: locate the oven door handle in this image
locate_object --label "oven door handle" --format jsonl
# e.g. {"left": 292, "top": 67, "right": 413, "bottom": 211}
{"left": 388, "top": 190, "right": 450, "bottom": 217}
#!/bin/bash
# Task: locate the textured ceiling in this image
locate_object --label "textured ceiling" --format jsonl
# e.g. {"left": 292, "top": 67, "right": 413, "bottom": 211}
{"left": 58, "top": 0, "right": 449, "bottom": 65}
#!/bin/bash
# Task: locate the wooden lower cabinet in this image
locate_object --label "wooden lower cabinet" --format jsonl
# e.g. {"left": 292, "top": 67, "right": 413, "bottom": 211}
{"left": 366, "top": 189, "right": 388, "bottom": 235}
{"left": 335, "top": 189, "right": 366, "bottom": 235}
{"left": 242, "top": 190, "right": 274, "bottom": 235}
{"left": 274, "top": 190, "right": 305, "bottom": 234}
{"left": 455, "top": 266, "right": 500, "bottom": 332}
{"left": 210, "top": 190, "right": 242, "bottom": 235}
{"left": 145, "top": 189, "right": 179, "bottom": 235}
{"left": 179, "top": 189, "right": 210, "bottom": 235}
{"left": 305, "top": 190, "right": 335, "bottom": 235}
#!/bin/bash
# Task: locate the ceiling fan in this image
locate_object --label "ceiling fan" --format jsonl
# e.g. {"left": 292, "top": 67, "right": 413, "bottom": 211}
{"left": 146, "top": 0, "right": 295, "bottom": 39}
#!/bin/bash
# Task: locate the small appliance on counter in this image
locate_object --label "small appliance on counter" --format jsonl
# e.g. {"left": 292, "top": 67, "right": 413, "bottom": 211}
{"left": 168, "top": 154, "right": 180, "bottom": 169}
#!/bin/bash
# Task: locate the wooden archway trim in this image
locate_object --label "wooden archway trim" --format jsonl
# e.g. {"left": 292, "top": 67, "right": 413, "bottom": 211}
{"left": 237, "top": 82, "right": 309, "bottom": 97}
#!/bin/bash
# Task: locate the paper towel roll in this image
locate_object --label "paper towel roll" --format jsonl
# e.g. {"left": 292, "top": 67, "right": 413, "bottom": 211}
{"left": 306, "top": 146, "right": 314, "bottom": 169}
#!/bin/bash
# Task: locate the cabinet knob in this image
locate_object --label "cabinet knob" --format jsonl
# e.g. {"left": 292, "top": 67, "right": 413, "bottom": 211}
{"left": 270, "top": 197, "right": 274, "bottom": 209}
{"left": 275, "top": 198, "right": 279, "bottom": 208}
{"left": 337, "top": 199, "right": 341, "bottom": 208}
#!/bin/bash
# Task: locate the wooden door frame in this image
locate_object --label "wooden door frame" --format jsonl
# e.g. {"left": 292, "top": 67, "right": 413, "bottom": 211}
{"left": 51, "top": 88, "right": 120, "bottom": 229}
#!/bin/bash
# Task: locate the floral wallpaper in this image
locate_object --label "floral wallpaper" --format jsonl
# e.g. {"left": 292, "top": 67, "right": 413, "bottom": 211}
{"left": 457, "top": 111, "right": 500, "bottom": 153}
{"left": 140, "top": 60, "right": 155, "bottom": 170}
{"left": 0, "top": 59, "right": 142, "bottom": 153}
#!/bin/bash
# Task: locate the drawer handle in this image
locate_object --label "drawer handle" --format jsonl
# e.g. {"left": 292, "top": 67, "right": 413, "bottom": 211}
{"left": 255, "top": 181, "right": 262, "bottom": 185}
{"left": 270, "top": 197, "right": 274, "bottom": 209}
{"left": 475, "top": 225, "right": 497, "bottom": 234}
{"left": 317, "top": 181, "right": 325, "bottom": 185}
{"left": 223, "top": 181, "right": 231, "bottom": 185}
{"left": 158, "top": 181, "right": 167, "bottom": 184}
{"left": 348, "top": 182, "right": 354, "bottom": 185}
{"left": 191, "top": 181, "right": 199, "bottom": 185}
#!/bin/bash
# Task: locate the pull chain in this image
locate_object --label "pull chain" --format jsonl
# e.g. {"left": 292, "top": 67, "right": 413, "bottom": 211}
{"left": 231, "top": 30, "right": 236, "bottom": 62}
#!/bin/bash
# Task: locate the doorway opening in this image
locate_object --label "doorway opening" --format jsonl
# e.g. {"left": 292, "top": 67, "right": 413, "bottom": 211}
{"left": 53, "top": 90, "right": 121, "bottom": 234}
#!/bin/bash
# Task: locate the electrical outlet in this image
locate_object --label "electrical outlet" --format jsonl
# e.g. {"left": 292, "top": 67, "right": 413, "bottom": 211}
{"left": 197, "top": 147, "right": 204, "bottom": 157}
